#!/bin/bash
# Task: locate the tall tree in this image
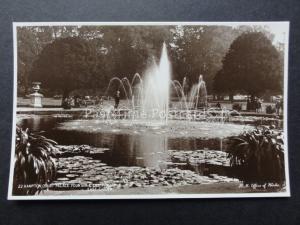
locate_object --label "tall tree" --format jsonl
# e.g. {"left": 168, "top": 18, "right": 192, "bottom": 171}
{"left": 30, "top": 37, "right": 98, "bottom": 103}
{"left": 170, "top": 25, "right": 242, "bottom": 94}
{"left": 213, "top": 32, "right": 283, "bottom": 99}
{"left": 17, "top": 26, "right": 84, "bottom": 95}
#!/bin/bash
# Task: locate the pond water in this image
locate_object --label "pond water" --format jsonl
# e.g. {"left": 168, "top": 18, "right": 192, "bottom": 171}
{"left": 17, "top": 115, "right": 249, "bottom": 182}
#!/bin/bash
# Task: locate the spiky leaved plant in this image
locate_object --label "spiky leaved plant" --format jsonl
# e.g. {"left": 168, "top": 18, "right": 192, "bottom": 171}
{"left": 13, "top": 126, "right": 58, "bottom": 195}
{"left": 227, "top": 126, "right": 285, "bottom": 187}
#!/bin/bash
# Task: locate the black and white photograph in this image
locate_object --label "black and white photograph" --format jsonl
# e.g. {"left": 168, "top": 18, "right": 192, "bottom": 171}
{"left": 8, "top": 22, "right": 290, "bottom": 199}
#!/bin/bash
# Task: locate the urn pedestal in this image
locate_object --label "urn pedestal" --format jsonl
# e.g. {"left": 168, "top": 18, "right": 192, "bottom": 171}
{"left": 30, "top": 82, "right": 43, "bottom": 108}
{"left": 30, "top": 92, "right": 43, "bottom": 107}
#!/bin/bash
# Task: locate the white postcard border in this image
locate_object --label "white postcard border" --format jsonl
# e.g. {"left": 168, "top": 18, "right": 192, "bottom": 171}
{"left": 8, "top": 21, "right": 290, "bottom": 200}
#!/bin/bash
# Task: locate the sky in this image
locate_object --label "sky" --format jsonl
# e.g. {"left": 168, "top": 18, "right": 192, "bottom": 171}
{"left": 231, "top": 22, "right": 288, "bottom": 45}
{"left": 266, "top": 23, "right": 288, "bottom": 44}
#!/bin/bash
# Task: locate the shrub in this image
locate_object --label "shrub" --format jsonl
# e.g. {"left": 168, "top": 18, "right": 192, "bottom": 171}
{"left": 13, "top": 127, "right": 58, "bottom": 195}
{"left": 227, "top": 127, "right": 285, "bottom": 187}
{"left": 232, "top": 103, "right": 242, "bottom": 111}
{"left": 266, "top": 105, "right": 275, "bottom": 114}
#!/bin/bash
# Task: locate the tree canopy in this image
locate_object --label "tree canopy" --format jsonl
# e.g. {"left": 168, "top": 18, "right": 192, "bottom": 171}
{"left": 214, "top": 32, "right": 283, "bottom": 97}
{"left": 30, "top": 37, "right": 98, "bottom": 98}
{"left": 17, "top": 25, "right": 283, "bottom": 98}
{"left": 171, "top": 25, "right": 243, "bottom": 93}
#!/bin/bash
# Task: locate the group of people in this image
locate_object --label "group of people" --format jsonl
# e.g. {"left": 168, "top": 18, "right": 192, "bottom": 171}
{"left": 246, "top": 98, "right": 263, "bottom": 112}
{"left": 61, "top": 91, "right": 121, "bottom": 110}
{"left": 62, "top": 96, "right": 75, "bottom": 109}
{"left": 275, "top": 99, "right": 284, "bottom": 115}
{"left": 62, "top": 95, "right": 104, "bottom": 109}
{"left": 213, "top": 97, "right": 283, "bottom": 115}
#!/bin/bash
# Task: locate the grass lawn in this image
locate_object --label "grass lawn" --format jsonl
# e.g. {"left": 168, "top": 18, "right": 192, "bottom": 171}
{"left": 18, "top": 97, "right": 62, "bottom": 107}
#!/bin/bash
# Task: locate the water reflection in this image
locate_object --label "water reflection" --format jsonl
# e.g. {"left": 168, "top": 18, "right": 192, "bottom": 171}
{"left": 91, "top": 133, "right": 167, "bottom": 168}
{"left": 17, "top": 116, "right": 225, "bottom": 170}
{"left": 128, "top": 134, "right": 169, "bottom": 168}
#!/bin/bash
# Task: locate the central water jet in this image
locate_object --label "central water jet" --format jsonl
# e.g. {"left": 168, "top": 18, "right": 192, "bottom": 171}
{"left": 141, "top": 43, "right": 171, "bottom": 124}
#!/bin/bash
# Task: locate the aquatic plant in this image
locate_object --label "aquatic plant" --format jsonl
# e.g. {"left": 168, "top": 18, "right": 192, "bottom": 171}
{"left": 227, "top": 126, "right": 285, "bottom": 187}
{"left": 13, "top": 126, "right": 58, "bottom": 195}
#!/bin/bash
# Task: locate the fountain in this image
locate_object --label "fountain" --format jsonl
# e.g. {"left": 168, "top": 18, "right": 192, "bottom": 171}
{"left": 96, "top": 43, "right": 244, "bottom": 127}
{"left": 141, "top": 43, "right": 171, "bottom": 124}
{"left": 103, "top": 43, "right": 171, "bottom": 124}
{"left": 190, "top": 75, "right": 208, "bottom": 109}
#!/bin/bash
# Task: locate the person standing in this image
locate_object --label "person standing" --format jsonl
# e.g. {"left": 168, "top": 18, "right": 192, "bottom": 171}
{"left": 279, "top": 99, "right": 283, "bottom": 114}
{"left": 275, "top": 100, "right": 280, "bottom": 115}
{"left": 114, "top": 90, "right": 120, "bottom": 109}
{"left": 257, "top": 99, "right": 262, "bottom": 113}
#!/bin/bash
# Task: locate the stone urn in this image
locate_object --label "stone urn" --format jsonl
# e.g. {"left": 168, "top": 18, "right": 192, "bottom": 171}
{"left": 29, "top": 82, "right": 43, "bottom": 108}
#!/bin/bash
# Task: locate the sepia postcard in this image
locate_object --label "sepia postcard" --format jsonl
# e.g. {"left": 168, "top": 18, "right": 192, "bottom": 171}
{"left": 8, "top": 22, "right": 290, "bottom": 199}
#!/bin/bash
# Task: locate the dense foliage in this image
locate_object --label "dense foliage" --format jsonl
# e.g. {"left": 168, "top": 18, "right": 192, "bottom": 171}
{"left": 214, "top": 32, "right": 283, "bottom": 98}
{"left": 17, "top": 25, "right": 277, "bottom": 97}
{"left": 13, "top": 127, "right": 58, "bottom": 195}
{"left": 30, "top": 37, "right": 98, "bottom": 101}
{"left": 227, "top": 127, "right": 285, "bottom": 187}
